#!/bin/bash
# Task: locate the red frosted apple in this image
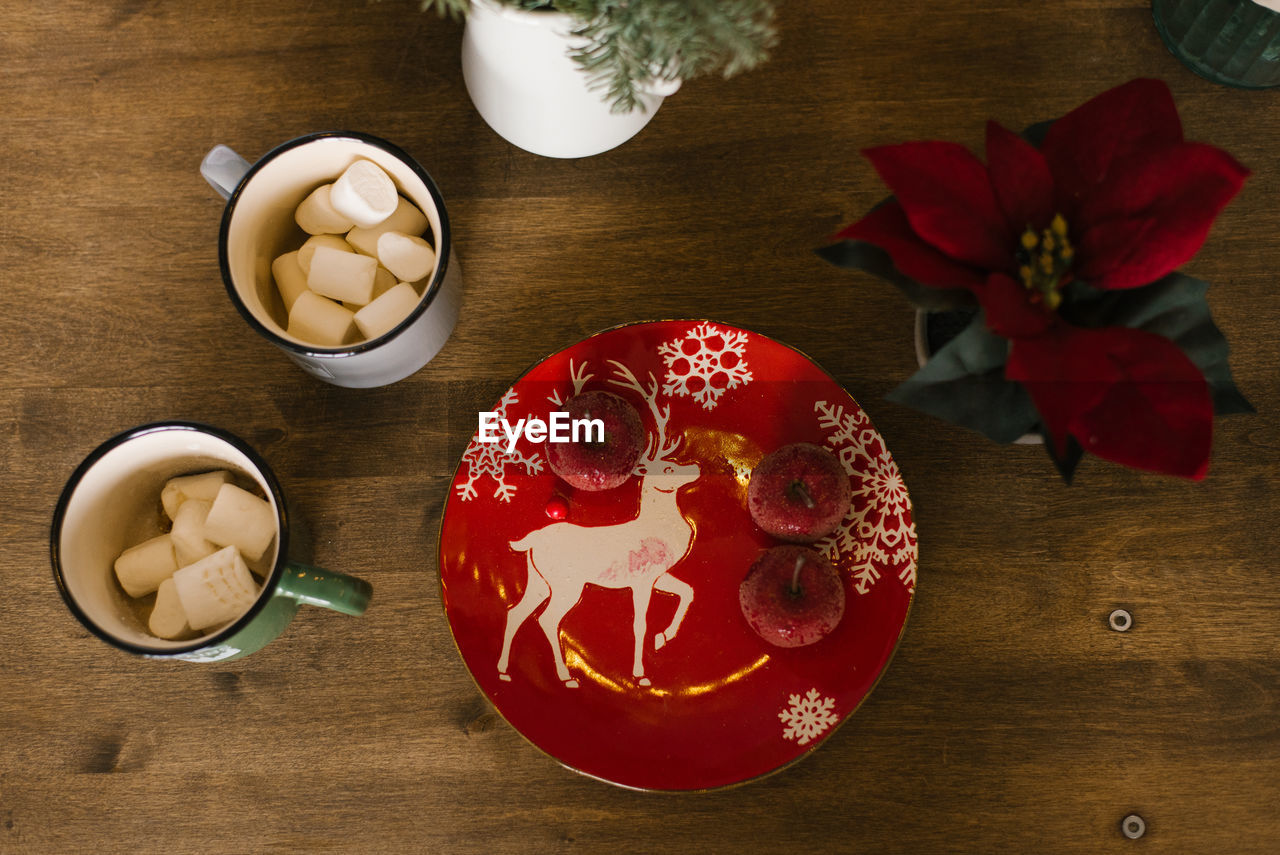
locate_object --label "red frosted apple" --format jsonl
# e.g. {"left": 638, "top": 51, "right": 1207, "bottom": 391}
{"left": 545, "top": 390, "right": 645, "bottom": 491}
{"left": 747, "top": 442, "right": 851, "bottom": 542}
{"left": 739, "top": 545, "right": 846, "bottom": 648}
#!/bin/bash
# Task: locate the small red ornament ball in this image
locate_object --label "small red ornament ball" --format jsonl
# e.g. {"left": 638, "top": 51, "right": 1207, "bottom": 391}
{"left": 545, "top": 496, "right": 569, "bottom": 520}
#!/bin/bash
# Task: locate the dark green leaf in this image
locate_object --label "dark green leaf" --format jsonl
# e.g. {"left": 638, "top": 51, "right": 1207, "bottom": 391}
{"left": 816, "top": 240, "right": 977, "bottom": 312}
{"left": 887, "top": 311, "right": 1041, "bottom": 443}
{"left": 1061, "top": 273, "right": 1255, "bottom": 416}
{"left": 1021, "top": 119, "right": 1054, "bottom": 148}
{"left": 1042, "top": 429, "right": 1084, "bottom": 483}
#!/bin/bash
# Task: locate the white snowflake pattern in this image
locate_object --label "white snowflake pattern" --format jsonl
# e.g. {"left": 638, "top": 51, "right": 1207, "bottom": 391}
{"left": 814, "top": 401, "right": 918, "bottom": 595}
{"left": 779, "top": 688, "right": 839, "bottom": 746}
{"left": 456, "top": 389, "right": 543, "bottom": 503}
{"left": 657, "top": 322, "right": 752, "bottom": 410}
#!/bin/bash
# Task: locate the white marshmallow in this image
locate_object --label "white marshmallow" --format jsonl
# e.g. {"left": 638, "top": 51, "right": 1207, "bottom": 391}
{"left": 344, "top": 266, "right": 397, "bottom": 310}
{"left": 288, "top": 291, "right": 356, "bottom": 347}
{"left": 376, "top": 231, "right": 436, "bottom": 283}
{"left": 307, "top": 245, "right": 377, "bottom": 305}
{"left": 354, "top": 282, "right": 420, "bottom": 340}
{"left": 149, "top": 577, "right": 190, "bottom": 639}
{"left": 329, "top": 160, "right": 397, "bottom": 228}
{"left": 204, "top": 483, "right": 277, "bottom": 562}
{"left": 113, "top": 533, "right": 178, "bottom": 598}
{"left": 172, "top": 545, "right": 260, "bottom": 631}
{"left": 171, "top": 499, "right": 218, "bottom": 567}
{"left": 294, "top": 183, "right": 356, "bottom": 235}
{"left": 271, "top": 251, "right": 310, "bottom": 314}
{"left": 372, "top": 266, "right": 397, "bottom": 301}
{"left": 297, "top": 234, "right": 352, "bottom": 275}
{"left": 345, "top": 196, "right": 429, "bottom": 257}
{"left": 160, "top": 470, "right": 233, "bottom": 521}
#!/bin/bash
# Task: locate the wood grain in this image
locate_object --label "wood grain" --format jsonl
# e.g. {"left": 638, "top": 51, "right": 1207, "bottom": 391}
{"left": 2, "top": 0, "right": 1278, "bottom": 852}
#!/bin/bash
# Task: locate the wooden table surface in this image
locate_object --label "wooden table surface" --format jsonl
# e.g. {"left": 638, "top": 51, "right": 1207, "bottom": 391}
{"left": 4, "top": 1, "right": 1278, "bottom": 852}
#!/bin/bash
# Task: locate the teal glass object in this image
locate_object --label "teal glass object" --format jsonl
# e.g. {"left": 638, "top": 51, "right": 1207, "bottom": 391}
{"left": 1153, "top": 0, "right": 1280, "bottom": 88}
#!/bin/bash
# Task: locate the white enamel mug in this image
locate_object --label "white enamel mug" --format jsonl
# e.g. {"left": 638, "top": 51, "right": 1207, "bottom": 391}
{"left": 202, "top": 132, "right": 462, "bottom": 388}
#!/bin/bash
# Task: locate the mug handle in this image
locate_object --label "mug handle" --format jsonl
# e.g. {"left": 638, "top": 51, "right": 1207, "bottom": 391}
{"left": 276, "top": 562, "right": 372, "bottom": 616}
{"left": 201, "top": 144, "right": 252, "bottom": 200}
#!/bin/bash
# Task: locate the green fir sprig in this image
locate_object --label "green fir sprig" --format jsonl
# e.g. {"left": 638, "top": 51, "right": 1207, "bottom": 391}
{"left": 418, "top": 0, "right": 776, "bottom": 113}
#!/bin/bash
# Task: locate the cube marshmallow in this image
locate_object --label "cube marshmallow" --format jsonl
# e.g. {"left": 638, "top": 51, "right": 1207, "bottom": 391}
{"left": 345, "top": 267, "right": 397, "bottom": 309}
{"left": 204, "top": 482, "right": 277, "bottom": 562}
{"left": 271, "top": 251, "right": 310, "bottom": 314}
{"left": 346, "top": 196, "right": 429, "bottom": 257}
{"left": 113, "top": 533, "right": 179, "bottom": 598}
{"left": 294, "top": 183, "right": 356, "bottom": 235}
{"left": 372, "top": 266, "right": 397, "bottom": 301}
{"left": 329, "top": 160, "right": 397, "bottom": 229}
{"left": 376, "top": 231, "right": 435, "bottom": 283}
{"left": 172, "top": 545, "right": 259, "bottom": 631}
{"left": 354, "top": 282, "right": 420, "bottom": 341}
{"left": 161, "top": 470, "right": 232, "bottom": 521}
{"left": 171, "top": 498, "right": 218, "bottom": 567}
{"left": 287, "top": 291, "right": 356, "bottom": 347}
{"left": 307, "top": 245, "right": 377, "bottom": 305}
{"left": 298, "top": 234, "right": 352, "bottom": 275}
{"left": 148, "top": 577, "right": 190, "bottom": 640}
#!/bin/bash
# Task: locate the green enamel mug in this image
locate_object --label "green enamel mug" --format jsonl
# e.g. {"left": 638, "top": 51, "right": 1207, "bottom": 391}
{"left": 51, "top": 422, "right": 371, "bottom": 662}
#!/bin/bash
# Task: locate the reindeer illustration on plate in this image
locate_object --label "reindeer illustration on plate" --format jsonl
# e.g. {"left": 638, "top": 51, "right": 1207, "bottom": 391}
{"left": 497, "top": 360, "right": 700, "bottom": 688}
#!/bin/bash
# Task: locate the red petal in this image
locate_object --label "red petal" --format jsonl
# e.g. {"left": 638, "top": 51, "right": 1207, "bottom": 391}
{"left": 1073, "top": 217, "right": 1154, "bottom": 288}
{"left": 1073, "top": 142, "right": 1250, "bottom": 289}
{"left": 863, "top": 142, "right": 1012, "bottom": 270}
{"left": 835, "top": 201, "right": 986, "bottom": 290}
{"left": 1007, "top": 330, "right": 1114, "bottom": 457}
{"left": 979, "top": 273, "right": 1054, "bottom": 339}
{"left": 1008, "top": 326, "right": 1213, "bottom": 478}
{"left": 1041, "top": 79, "right": 1183, "bottom": 206}
{"left": 985, "top": 121, "right": 1055, "bottom": 234}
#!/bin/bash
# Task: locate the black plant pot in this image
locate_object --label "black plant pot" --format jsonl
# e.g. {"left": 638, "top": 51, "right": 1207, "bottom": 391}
{"left": 912, "top": 307, "right": 978, "bottom": 368}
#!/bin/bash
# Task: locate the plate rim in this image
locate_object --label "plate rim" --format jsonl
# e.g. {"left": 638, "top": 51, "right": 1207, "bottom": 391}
{"left": 436, "top": 318, "right": 918, "bottom": 792}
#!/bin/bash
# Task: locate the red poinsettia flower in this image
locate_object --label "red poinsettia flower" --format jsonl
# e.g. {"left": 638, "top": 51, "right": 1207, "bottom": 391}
{"left": 836, "top": 79, "right": 1249, "bottom": 479}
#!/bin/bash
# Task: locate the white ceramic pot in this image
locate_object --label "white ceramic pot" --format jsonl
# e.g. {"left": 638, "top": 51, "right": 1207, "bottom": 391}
{"left": 461, "top": 0, "right": 681, "bottom": 158}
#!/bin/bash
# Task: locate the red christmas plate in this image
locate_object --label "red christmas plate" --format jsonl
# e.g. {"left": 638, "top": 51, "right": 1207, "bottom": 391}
{"left": 439, "top": 321, "right": 917, "bottom": 790}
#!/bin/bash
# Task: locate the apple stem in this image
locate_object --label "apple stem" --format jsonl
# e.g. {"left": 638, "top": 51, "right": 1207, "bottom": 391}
{"left": 791, "top": 480, "right": 816, "bottom": 509}
{"left": 790, "top": 554, "right": 805, "bottom": 597}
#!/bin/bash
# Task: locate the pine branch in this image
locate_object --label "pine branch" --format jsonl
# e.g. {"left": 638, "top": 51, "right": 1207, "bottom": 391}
{"left": 566, "top": 0, "right": 776, "bottom": 113}
{"left": 417, "top": 0, "right": 470, "bottom": 17}
{"left": 419, "top": 0, "right": 553, "bottom": 15}
{"left": 415, "top": 0, "right": 776, "bottom": 113}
